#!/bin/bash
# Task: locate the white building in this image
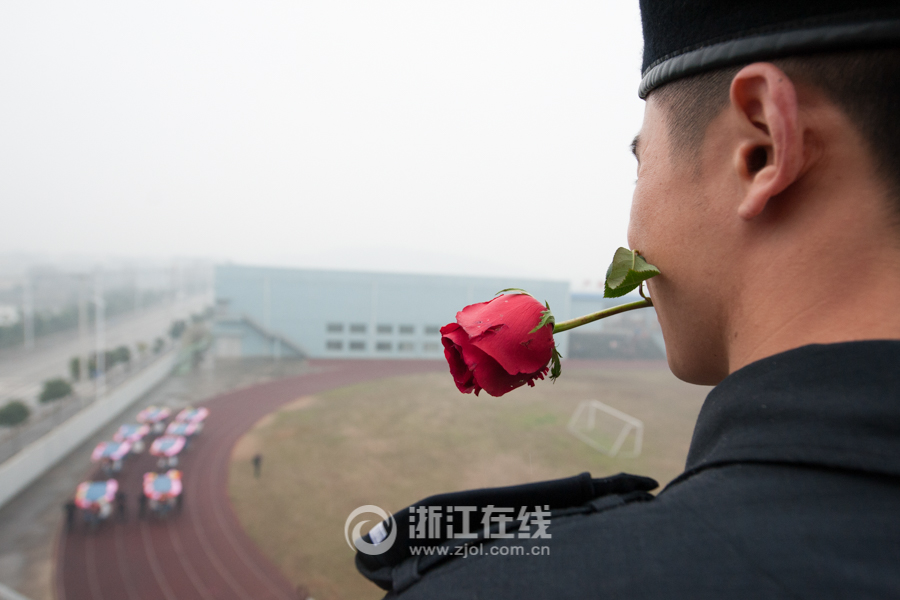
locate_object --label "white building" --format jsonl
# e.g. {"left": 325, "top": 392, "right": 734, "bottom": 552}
{"left": 213, "top": 264, "right": 572, "bottom": 360}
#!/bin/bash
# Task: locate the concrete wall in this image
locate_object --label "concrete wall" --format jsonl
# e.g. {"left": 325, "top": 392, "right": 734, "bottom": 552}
{"left": 215, "top": 265, "right": 572, "bottom": 359}
{"left": 0, "top": 351, "right": 176, "bottom": 510}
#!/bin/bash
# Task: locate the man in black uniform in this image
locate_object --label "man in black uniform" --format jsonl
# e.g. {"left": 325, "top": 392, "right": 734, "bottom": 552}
{"left": 356, "top": 1, "right": 900, "bottom": 597}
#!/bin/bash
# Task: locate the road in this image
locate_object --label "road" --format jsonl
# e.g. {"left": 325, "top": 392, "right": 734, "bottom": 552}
{"left": 0, "top": 295, "right": 210, "bottom": 409}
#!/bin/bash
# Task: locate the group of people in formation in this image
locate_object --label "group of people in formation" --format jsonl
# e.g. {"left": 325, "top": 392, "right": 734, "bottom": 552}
{"left": 64, "top": 405, "right": 209, "bottom": 530}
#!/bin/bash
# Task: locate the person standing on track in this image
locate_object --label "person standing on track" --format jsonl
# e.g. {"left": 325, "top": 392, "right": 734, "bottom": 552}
{"left": 63, "top": 500, "right": 77, "bottom": 531}
{"left": 252, "top": 453, "right": 262, "bottom": 478}
{"left": 115, "top": 490, "right": 127, "bottom": 522}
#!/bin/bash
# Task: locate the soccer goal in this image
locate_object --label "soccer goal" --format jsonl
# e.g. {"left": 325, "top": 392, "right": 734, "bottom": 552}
{"left": 567, "top": 400, "right": 644, "bottom": 458}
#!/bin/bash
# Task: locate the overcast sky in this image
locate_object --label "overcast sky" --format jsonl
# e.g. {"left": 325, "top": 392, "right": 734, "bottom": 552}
{"left": 0, "top": 2, "right": 645, "bottom": 288}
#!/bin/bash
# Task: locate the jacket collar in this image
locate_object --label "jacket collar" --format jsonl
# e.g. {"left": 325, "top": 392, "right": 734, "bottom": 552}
{"left": 679, "top": 341, "right": 900, "bottom": 483}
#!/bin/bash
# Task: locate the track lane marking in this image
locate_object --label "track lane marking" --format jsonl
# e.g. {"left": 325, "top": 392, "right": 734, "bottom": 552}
{"left": 139, "top": 520, "right": 179, "bottom": 600}
{"left": 114, "top": 522, "right": 143, "bottom": 600}
{"left": 167, "top": 518, "right": 216, "bottom": 600}
{"left": 208, "top": 418, "right": 295, "bottom": 600}
{"left": 84, "top": 533, "right": 104, "bottom": 600}
{"left": 185, "top": 467, "right": 256, "bottom": 600}
{"left": 54, "top": 524, "right": 67, "bottom": 600}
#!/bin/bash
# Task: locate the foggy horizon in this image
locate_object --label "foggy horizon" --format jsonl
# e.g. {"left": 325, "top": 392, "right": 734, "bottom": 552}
{"left": 2, "top": 1, "right": 645, "bottom": 285}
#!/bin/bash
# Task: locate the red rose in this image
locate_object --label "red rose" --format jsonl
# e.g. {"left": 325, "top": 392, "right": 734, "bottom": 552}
{"left": 440, "top": 293, "right": 556, "bottom": 397}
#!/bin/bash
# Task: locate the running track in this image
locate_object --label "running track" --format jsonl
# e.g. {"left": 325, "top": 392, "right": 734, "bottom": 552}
{"left": 56, "top": 359, "right": 446, "bottom": 600}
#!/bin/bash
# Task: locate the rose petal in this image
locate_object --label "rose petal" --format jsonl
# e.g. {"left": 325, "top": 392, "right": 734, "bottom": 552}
{"left": 457, "top": 341, "right": 540, "bottom": 397}
{"left": 454, "top": 298, "right": 507, "bottom": 338}
{"left": 459, "top": 294, "right": 554, "bottom": 374}
{"left": 441, "top": 324, "right": 478, "bottom": 394}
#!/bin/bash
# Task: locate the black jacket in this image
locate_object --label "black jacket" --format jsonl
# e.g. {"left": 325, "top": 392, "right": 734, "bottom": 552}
{"left": 357, "top": 341, "right": 900, "bottom": 598}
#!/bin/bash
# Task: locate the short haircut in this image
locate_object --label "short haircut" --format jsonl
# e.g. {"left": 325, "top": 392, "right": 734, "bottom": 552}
{"left": 651, "top": 49, "right": 900, "bottom": 214}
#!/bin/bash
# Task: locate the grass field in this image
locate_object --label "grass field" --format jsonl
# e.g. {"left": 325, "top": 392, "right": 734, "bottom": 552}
{"left": 228, "top": 365, "right": 710, "bottom": 600}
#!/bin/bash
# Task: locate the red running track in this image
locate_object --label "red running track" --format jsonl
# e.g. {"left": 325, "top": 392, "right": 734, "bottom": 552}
{"left": 56, "top": 360, "right": 446, "bottom": 600}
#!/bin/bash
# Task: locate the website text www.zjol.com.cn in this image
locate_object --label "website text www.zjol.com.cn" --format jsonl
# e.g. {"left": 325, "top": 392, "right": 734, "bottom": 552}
{"left": 409, "top": 544, "right": 551, "bottom": 558}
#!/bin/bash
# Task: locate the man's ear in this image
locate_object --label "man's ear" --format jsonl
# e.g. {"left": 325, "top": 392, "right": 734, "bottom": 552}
{"left": 729, "top": 63, "right": 805, "bottom": 220}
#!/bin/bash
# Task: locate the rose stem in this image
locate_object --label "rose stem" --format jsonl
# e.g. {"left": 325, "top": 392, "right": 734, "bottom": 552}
{"left": 552, "top": 298, "right": 653, "bottom": 334}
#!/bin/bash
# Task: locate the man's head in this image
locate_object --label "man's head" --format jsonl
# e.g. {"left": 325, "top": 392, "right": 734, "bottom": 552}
{"left": 628, "top": 2, "right": 900, "bottom": 385}
{"left": 650, "top": 50, "right": 900, "bottom": 209}
{"left": 628, "top": 51, "right": 900, "bottom": 385}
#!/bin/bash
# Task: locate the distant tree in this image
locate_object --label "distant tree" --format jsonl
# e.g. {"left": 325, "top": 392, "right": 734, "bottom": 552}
{"left": 0, "top": 400, "right": 29, "bottom": 426}
{"left": 0, "top": 322, "right": 24, "bottom": 350}
{"left": 69, "top": 356, "right": 81, "bottom": 381}
{"left": 169, "top": 320, "right": 187, "bottom": 340}
{"left": 84, "top": 347, "right": 128, "bottom": 373}
{"left": 113, "top": 345, "right": 131, "bottom": 365}
{"left": 136, "top": 341, "right": 148, "bottom": 358}
{"left": 39, "top": 378, "right": 72, "bottom": 403}
{"left": 182, "top": 322, "right": 209, "bottom": 345}
{"left": 153, "top": 337, "right": 165, "bottom": 354}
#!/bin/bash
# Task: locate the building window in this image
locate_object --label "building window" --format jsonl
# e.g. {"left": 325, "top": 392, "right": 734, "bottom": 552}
{"left": 398, "top": 342, "right": 415, "bottom": 352}
{"left": 399, "top": 325, "right": 415, "bottom": 335}
{"left": 424, "top": 325, "right": 441, "bottom": 336}
{"left": 423, "top": 342, "right": 441, "bottom": 353}
{"left": 349, "top": 323, "right": 367, "bottom": 334}
{"left": 326, "top": 340, "right": 343, "bottom": 350}
{"left": 376, "top": 341, "right": 392, "bottom": 352}
{"left": 326, "top": 323, "right": 343, "bottom": 333}
{"left": 377, "top": 324, "right": 393, "bottom": 335}
{"left": 349, "top": 341, "right": 366, "bottom": 351}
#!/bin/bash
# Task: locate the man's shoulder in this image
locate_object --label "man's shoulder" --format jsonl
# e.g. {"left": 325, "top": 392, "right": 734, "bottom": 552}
{"left": 376, "top": 464, "right": 900, "bottom": 599}
{"left": 386, "top": 486, "right": 666, "bottom": 599}
{"left": 354, "top": 472, "right": 659, "bottom": 597}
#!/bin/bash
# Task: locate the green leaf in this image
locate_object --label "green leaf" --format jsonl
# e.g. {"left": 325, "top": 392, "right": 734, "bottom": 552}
{"left": 603, "top": 248, "right": 660, "bottom": 299}
{"left": 529, "top": 301, "right": 555, "bottom": 334}
{"left": 549, "top": 345, "right": 563, "bottom": 382}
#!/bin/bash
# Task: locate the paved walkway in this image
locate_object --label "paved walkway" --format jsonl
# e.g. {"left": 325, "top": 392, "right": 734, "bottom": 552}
{"left": 56, "top": 359, "right": 446, "bottom": 600}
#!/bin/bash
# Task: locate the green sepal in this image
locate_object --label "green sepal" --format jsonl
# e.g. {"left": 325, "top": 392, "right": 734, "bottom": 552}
{"left": 604, "top": 248, "right": 660, "bottom": 298}
{"left": 496, "top": 288, "right": 532, "bottom": 296}
{"left": 529, "top": 301, "right": 555, "bottom": 334}
{"left": 549, "top": 345, "right": 563, "bottom": 382}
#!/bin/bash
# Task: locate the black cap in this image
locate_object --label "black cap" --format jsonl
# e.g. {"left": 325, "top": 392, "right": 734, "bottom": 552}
{"left": 639, "top": 1, "right": 900, "bottom": 99}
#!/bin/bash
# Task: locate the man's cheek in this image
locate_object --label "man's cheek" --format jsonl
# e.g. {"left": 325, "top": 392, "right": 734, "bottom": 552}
{"left": 627, "top": 192, "right": 650, "bottom": 250}
{"left": 626, "top": 218, "right": 638, "bottom": 250}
